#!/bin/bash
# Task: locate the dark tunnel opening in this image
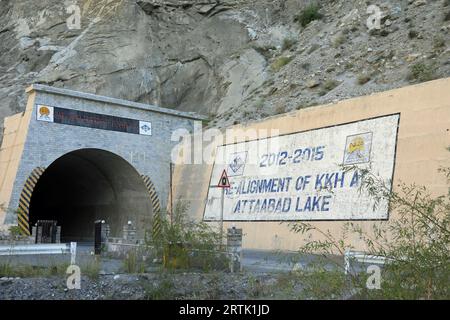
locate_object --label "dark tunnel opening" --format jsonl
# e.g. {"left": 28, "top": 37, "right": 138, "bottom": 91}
{"left": 28, "top": 149, "right": 153, "bottom": 243}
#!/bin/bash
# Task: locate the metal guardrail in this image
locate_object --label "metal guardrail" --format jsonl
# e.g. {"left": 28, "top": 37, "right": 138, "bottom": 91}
{"left": 344, "top": 250, "right": 391, "bottom": 274}
{"left": 0, "top": 243, "right": 75, "bottom": 257}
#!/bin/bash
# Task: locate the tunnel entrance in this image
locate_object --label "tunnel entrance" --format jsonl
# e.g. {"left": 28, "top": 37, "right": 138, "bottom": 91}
{"left": 28, "top": 149, "right": 153, "bottom": 243}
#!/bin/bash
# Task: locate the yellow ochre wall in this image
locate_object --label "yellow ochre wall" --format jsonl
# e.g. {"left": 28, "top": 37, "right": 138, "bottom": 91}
{"left": 0, "top": 92, "right": 35, "bottom": 231}
{"left": 171, "top": 78, "right": 450, "bottom": 252}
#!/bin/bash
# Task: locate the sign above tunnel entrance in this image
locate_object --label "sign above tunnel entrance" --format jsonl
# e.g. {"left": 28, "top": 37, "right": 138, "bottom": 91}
{"left": 204, "top": 114, "right": 400, "bottom": 221}
{"left": 36, "top": 104, "right": 152, "bottom": 136}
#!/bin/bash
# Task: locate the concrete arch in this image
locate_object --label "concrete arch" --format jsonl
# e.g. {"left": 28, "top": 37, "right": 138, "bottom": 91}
{"left": 18, "top": 149, "right": 161, "bottom": 242}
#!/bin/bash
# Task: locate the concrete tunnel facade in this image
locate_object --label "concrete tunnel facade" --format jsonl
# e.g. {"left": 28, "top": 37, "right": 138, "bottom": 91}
{"left": 0, "top": 84, "right": 205, "bottom": 242}
{"left": 4, "top": 79, "right": 449, "bottom": 251}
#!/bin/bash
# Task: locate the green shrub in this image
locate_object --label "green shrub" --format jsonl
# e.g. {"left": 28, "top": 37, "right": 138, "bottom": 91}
{"left": 282, "top": 37, "right": 297, "bottom": 51}
{"left": 294, "top": 264, "right": 350, "bottom": 299}
{"left": 332, "top": 34, "right": 346, "bottom": 48}
{"left": 444, "top": 11, "right": 450, "bottom": 21}
{"left": 434, "top": 36, "right": 445, "bottom": 49}
{"left": 319, "top": 79, "right": 339, "bottom": 96}
{"left": 123, "top": 249, "right": 146, "bottom": 274}
{"left": 301, "top": 62, "right": 311, "bottom": 70}
{"left": 0, "top": 262, "right": 69, "bottom": 278}
{"left": 345, "top": 62, "right": 355, "bottom": 70}
{"left": 295, "top": 4, "right": 323, "bottom": 27}
{"left": 275, "top": 104, "right": 286, "bottom": 115}
{"left": 407, "top": 62, "right": 437, "bottom": 82}
{"left": 288, "top": 163, "right": 450, "bottom": 299}
{"left": 81, "top": 257, "right": 101, "bottom": 280}
{"left": 254, "top": 98, "right": 265, "bottom": 109}
{"left": 8, "top": 225, "right": 22, "bottom": 237}
{"left": 357, "top": 74, "right": 371, "bottom": 85}
{"left": 0, "top": 263, "right": 15, "bottom": 277}
{"left": 205, "top": 273, "right": 222, "bottom": 299}
{"left": 270, "top": 56, "right": 293, "bottom": 72}
{"left": 247, "top": 274, "right": 270, "bottom": 298}
{"left": 144, "top": 278, "right": 177, "bottom": 300}
{"left": 323, "top": 79, "right": 339, "bottom": 90}
{"left": 408, "top": 30, "right": 418, "bottom": 39}
{"left": 148, "top": 201, "right": 227, "bottom": 271}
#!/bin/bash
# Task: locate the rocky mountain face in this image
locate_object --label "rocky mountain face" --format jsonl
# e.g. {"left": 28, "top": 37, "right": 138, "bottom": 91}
{"left": 0, "top": 0, "right": 449, "bottom": 134}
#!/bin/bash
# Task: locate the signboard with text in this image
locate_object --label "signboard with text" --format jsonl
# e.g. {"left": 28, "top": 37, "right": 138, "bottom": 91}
{"left": 204, "top": 114, "right": 400, "bottom": 221}
{"left": 36, "top": 104, "right": 152, "bottom": 136}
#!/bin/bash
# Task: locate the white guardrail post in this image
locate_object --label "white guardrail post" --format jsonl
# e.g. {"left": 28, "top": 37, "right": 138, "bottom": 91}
{"left": 344, "top": 250, "right": 388, "bottom": 275}
{"left": 344, "top": 250, "right": 351, "bottom": 275}
{"left": 70, "top": 242, "right": 77, "bottom": 265}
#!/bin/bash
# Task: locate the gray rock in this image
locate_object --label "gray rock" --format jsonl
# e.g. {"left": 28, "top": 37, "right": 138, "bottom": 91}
{"left": 0, "top": 0, "right": 448, "bottom": 135}
{"left": 413, "top": 0, "right": 427, "bottom": 7}
{"left": 306, "top": 79, "right": 321, "bottom": 88}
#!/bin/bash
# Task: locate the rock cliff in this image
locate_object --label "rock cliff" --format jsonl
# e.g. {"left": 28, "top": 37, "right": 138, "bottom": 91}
{"left": 0, "top": 0, "right": 449, "bottom": 133}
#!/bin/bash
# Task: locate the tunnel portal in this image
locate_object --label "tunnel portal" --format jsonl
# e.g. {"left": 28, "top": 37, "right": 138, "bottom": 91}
{"left": 0, "top": 84, "right": 204, "bottom": 237}
{"left": 28, "top": 149, "right": 153, "bottom": 243}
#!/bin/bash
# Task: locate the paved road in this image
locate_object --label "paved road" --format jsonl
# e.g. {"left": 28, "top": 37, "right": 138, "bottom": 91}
{"left": 1, "top": 243, "right": 351, "bottom": 274}
{"left": 241, "top": 249, "right": 344, "bottom": 273}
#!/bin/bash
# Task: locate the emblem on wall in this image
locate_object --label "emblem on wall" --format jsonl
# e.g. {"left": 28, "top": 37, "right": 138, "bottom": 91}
{"left": 36, "top": 105, "right": 54, "bottom": 122}
{"left": 139, "top": 121, "right": 152, "bottom": 136}
{"left": 227, "top": 151, "right": 248, "bottom": 177}
{"left": 343, "top": 132, "right": 373, "bottom": 165}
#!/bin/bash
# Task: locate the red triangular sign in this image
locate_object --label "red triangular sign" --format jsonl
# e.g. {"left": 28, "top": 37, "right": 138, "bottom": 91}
{"left": 217, "top": 169, "right": 230, "bottom": 188}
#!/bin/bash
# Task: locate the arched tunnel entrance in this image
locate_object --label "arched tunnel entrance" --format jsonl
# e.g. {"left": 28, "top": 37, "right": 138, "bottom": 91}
{"left": 27, "top": 149, "right": 154, "bottom": 243}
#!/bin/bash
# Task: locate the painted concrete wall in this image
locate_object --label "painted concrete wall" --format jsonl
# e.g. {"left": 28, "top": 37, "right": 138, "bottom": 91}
{"left": 0, "top": 85, "right": 204, "bottom": 229}
{"left": 0, "top": 93, "right": 35, "bottom": 229}
{"left": 172, "top": 77, "right": 450, "bottom": 252}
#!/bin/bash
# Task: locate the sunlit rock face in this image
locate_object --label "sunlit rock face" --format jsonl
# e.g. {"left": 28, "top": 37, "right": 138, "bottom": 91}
{"left": 0, "top": 0, "right": 266, "bottom": 128}
{"left": 0, "top": 0, "right": 449, "bottom": 135}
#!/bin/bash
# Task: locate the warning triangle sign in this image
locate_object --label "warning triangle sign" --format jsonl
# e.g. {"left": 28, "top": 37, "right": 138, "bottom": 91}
{"left": 217, "top": 169, "right": 231, "bottom": 188}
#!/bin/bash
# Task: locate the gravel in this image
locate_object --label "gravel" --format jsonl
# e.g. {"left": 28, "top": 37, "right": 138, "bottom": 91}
{"left": 0, "top": 272, "right": 284, "bottom": 300}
